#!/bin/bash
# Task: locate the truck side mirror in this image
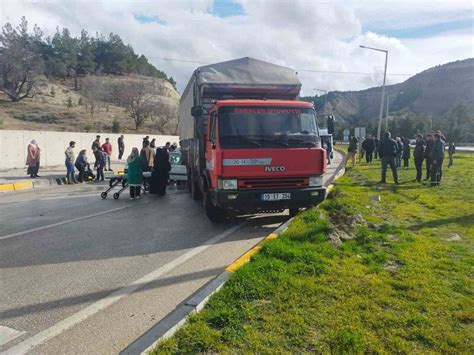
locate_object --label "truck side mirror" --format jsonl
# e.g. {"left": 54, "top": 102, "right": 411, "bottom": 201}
{"left": 191, "top": 106, "right": 204, "bottom": 117}
{"left": 327, "top": 115, "right": 335, "bottom": 135}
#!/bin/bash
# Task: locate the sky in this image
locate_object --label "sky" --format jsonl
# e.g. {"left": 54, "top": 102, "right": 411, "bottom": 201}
{"left": 1, "top": 0, "right": 473, "bottom": 96}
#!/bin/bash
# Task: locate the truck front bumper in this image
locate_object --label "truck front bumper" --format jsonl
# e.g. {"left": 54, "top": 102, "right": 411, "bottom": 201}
{"left": 211, "top": 187, "right": 326, "bottom": 213}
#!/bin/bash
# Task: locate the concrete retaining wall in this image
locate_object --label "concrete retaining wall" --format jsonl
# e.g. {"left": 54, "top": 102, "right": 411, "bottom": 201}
{"left": 0, "top": 130, "right": 179, "bottom": 170}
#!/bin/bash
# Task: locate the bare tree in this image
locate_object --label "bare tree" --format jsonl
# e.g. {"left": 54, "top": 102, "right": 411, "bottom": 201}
{"left": 0, "top": 18, "right": 43, "bottom": 102}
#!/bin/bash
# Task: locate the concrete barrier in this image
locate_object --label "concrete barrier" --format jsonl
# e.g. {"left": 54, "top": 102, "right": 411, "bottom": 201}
{"left": 0, "top": 130, "right": 179, "bottom": 170}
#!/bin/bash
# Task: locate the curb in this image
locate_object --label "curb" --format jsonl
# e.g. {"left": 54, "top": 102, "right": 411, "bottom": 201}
{"left": 0, "top": 178, "right": 56, "bottom": 193}
{"left": 121, "top": 153, "right": 347, "bottom": 354}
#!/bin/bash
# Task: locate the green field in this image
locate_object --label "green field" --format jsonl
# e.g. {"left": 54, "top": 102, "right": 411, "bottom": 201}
{"left": 154, "top": 153, "right": 474, "bottom": 354}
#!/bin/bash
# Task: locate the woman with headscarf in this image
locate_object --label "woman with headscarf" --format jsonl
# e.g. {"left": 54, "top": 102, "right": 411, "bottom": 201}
{"left": 26, "top": 139, "right": 40, "bottom": 178}
{"left": 127, "top": 148, "right": 143, "bottom": 199}
{"left": 150, "top": 147, "right": 171, "bottom": 196}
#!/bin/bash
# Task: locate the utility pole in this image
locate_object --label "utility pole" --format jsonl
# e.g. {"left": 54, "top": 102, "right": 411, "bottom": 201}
{"left": 360, "top": 45, "right": 388, "bottom": 140}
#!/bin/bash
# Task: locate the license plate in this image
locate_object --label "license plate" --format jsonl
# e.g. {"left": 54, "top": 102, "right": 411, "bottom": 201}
{"left": 261, "top": 193, "right": 291, "bottom": 201}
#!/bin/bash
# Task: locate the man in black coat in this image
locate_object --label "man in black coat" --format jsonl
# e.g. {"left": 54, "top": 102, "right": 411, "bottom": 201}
{"left": 413, "top": 134, "right": 425, "bottom": 182}
{"left": 430, "top": 133, "right": 445, "bottom": 186}
{"left": 118, "top": 135, "right": 125, "bottom": 160}
{"left": 378, "top": 131, "right": 399, "bottom": 184}
{"left": 362, "top": 135, "right": 376, "bottom": 163}
{"left": 424, "top": 134, "right": 434, "bottom": 180}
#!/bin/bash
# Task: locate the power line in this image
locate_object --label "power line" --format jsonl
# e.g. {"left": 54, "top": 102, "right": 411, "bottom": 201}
{"left": 147, "top": 56, "right": 414, "bottom": 77}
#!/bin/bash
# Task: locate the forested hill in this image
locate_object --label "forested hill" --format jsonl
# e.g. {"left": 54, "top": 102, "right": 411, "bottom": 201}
{"left": 1, "top": 17, "right": 176, "bottom": 95}
{"left": 304, "top": 58, "right": 474, "bottom": 142}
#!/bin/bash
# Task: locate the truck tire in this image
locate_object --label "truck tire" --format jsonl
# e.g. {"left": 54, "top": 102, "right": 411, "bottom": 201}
{"left": 191, "top": 170, "right": 203, "bottom": 201}
{"left": 289, "top": 208, "right": 300, "bottom": 217}
{"left": 205, "top": 193, "right": 227, "bottom": 223}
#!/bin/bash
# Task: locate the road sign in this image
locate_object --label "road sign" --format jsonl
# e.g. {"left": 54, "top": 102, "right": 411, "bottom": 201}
{"left": 354, "top": 127, "right": 366, "bottom": 157}
{"left": 343, "top": 129, "right": 350, "bottom": 142}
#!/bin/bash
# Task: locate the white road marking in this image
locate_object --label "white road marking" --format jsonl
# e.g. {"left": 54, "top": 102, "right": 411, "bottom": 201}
{"left": 0, "top": 326, "right": 26, "bottom": 346}
{"left": 2, "top": 223, "right": 244, "bottom": 355}
{"left": 0, "top": 206, "right": 131, "bottom": 241}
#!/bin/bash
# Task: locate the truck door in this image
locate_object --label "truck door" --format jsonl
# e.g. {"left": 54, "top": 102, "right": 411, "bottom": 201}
{"left": 205, "top": 111, "right": 218, "bottom": 189}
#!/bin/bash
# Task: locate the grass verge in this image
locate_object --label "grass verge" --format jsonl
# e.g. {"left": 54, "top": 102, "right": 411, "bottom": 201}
{"left": 154, "top": 154, "right": 473, "bottom": 353}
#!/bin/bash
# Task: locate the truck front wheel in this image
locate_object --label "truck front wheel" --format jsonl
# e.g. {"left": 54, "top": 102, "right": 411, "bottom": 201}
{"left": 205, "top": 193, "right": 227, "bottom": 223}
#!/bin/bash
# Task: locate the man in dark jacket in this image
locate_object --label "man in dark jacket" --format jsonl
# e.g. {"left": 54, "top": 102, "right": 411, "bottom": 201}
{"left": 413, "top": 134, "right": 425, "bottom": 182}
{"left": 402, "top": 137, "right": 411, "bottom": 168}
{"left": 378, "top": 131, "right": 399, "bottom": 184}
{"left": 424, "top": 134, "right": 434, "bottom": 180}
{"left": 362, "top": 135, "right": 376, "bottom": 163}
{"left": 430, "top": 133, "right": 445, "bottom": 186}
{"left": 118, "top": 135, "right": 125, "bottom": 160}
{"left": 91, "top": 135, "right": 101, "bottom": 151}
{"left": 345, "top": 136, "right": 358, "bottom": 167}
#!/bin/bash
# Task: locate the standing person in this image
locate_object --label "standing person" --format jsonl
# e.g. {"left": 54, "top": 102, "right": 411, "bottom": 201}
{"left": 101, "top": 138, "right": 113, "bottom": 171}
{"left": 93, "top": 146, "right": 105, "bottom": 182}
{"left": 118, "top": 135, "right": 125, "bottom": 161}
{"left": 150, "top": 147, "right": 171, "bottom": 196}
{"left": 170, "top": 142, "right": 178, "bottom": 152}
{"left": 91, "top": 135, "right": 101, "bottom": 151}
{"left": 142, "top": 136, "right": 150, "bottom": 148}
{"left": 150, "top": 138, "right": 156, "bottom": 149}
{"left": 448, "top": 142, "right": 456, "bottom": 167}
{"left": 140, "top": 140, "right": 155, "bottom": 172}
{"left": 424, "top": 134, "right": 434, "bottom": 180}
{"left": 430, "top": 133, "right": 445, "bottom": 186}
{"left": 362, "top": 135, "right": 375, "bottom": 163}
{"left": 378, "top": 132, "right": 399, "bottom": 184}
{"left": 75, "top": 150, "right": 89, "bottom": 183}
{"left": 345, "top": 136, "right": 358, "bottom": 168}
{"left": 373, "top": 137, "right": 379, "bottom": 159}
{"left": 413, "top": 134, "right": 425, "bottom": 182}
{"left": 26, "top": 139, "right": 41, "bottom": 178}
{"left": 164, "top": 142, "right": 171, "bottom": 151}
{"left": 395, "top": 137, "right": 403, "bottom": 167}
{"left": 402, "top": 137, "right": 411, "bottom": 168}
{"left": 127, "top": 148, "right": 143, "bottom": 200}
{"left": 65, "top": 141, "right": 77, "bottom": 184}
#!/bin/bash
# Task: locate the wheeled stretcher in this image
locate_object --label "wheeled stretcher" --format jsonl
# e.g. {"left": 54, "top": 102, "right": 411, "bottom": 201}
{"left": 100, "top": 171, "right": 152, "bottom": 199}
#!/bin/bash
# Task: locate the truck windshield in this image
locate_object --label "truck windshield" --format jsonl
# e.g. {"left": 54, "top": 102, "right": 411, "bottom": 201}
{"left": 218, "top": 106, "right": 319, "bottom": 149}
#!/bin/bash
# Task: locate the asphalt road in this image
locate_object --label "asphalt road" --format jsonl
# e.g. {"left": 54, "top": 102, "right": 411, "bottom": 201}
{"left": 0, "top": 152, "right": 343, "bottom": 354}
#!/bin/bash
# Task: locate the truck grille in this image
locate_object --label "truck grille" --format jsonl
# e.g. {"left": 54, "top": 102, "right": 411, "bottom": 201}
{"left": 238, "top": 177, "right": 308, "bottom": 190}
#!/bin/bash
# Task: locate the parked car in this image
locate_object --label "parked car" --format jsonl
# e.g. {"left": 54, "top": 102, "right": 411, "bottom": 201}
{"left": 169, "top": 149, "right": 187, "bottom": 184}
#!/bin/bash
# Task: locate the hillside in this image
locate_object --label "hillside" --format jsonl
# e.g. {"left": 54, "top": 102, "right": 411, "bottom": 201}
{"left": 308, "top": 58, "right": 474, "bottom": 139}
{"left": 0, "top": 75, "right": 179, "bottom": 134}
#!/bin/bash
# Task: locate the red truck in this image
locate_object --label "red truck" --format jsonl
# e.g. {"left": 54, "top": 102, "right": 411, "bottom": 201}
{"left": 179, "top": 57, "right": 327, "bottom": 222}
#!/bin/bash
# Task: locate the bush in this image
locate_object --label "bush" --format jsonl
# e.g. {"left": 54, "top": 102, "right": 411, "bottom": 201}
{"left": 78, "top": 97, "right": 83, "bottom": 106}
{"left": 50, "top": 86, "right": 55, "bottom": 97}
{"left": 112, "top": 119, "right": 120, "bottom": 133}
{"left": 84, "top": 123, "right": 92, "bottom": 132}
{"left": 66, "top": 97, "right": 73, "bottom": 108}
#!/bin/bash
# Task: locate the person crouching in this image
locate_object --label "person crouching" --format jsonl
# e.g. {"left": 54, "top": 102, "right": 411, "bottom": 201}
{"left": 127, "top": 148, "right": 143, "bottom": 199}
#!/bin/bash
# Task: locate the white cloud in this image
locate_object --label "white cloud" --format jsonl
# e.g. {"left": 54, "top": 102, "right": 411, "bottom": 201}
{"left": 0, "top": 0, "right": 472, "bottom": 96}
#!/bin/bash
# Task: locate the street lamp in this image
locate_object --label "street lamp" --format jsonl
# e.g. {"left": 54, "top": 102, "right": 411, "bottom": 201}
{"left": 313, "top": 88, "right": 328, "bottom": 114}
{"left": 359, "top": 45, "right": 388, "bottom": 140}
{"left": 385, "top": 91, "right": 403, "bottom": 130}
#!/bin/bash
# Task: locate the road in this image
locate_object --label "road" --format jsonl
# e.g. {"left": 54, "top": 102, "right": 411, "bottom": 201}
{"left": 0, "top": 152, "right": 343, "bottom": 354}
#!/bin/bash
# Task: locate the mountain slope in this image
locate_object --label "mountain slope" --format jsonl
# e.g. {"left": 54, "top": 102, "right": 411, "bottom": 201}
{"left": 310, "top": 58, "right": 474, "bottom": 124}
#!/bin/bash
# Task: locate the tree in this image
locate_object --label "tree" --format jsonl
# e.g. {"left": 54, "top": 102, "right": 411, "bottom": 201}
{"left": 0, "top": 17, "right": 43, "bottom": 102}
{"left": 120, "top": 81, "right": 159, "bottom": 129}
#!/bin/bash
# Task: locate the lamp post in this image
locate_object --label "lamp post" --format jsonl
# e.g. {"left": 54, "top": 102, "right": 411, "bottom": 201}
{"left": 359, "top": 45, "right": 388, "bottom": 140}
{"left": 385, "top": 91, "right": 403, "bottom": 130}
{"left": 313, "top": 88, "right": 328, "bottom": 114}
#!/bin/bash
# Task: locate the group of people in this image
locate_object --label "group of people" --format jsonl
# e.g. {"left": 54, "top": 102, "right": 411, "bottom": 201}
{"left": 345, "top": 130, "right": 455, "bottom": 186}
{"left": 127, "top": 139, "right": 177, "bottom": 199}
{"left": 60, "top": 135, "right": 178, "bottom": 186}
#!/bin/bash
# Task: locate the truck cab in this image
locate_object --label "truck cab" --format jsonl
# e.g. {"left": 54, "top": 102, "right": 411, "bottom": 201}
{"left": 200, "top": 100, "right": 326, "bottom": 221}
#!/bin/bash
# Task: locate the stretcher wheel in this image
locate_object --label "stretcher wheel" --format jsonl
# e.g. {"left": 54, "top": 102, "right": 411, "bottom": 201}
{"left": 113, "top": 192, "right": 120, "bottom": 200}
{"left": 101, "top": 192, "right": 107, "bottom": 199}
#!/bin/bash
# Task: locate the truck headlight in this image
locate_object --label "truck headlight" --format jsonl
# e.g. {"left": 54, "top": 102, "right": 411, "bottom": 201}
{"left": 218, "top": 179, "right": 237, "bottom": 190}
{"left": 309, "top": 176, "right": 323, "bottom": 187}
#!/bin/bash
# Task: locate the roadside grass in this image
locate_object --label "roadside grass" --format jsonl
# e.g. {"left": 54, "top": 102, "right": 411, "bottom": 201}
{"left": 154, "top": 154, "right": 474, "bottom": 353}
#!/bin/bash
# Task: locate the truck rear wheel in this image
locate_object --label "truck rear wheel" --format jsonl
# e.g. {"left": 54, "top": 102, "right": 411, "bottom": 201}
{"left": 205, "top": 193, "right": 227, "bottom": 223}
